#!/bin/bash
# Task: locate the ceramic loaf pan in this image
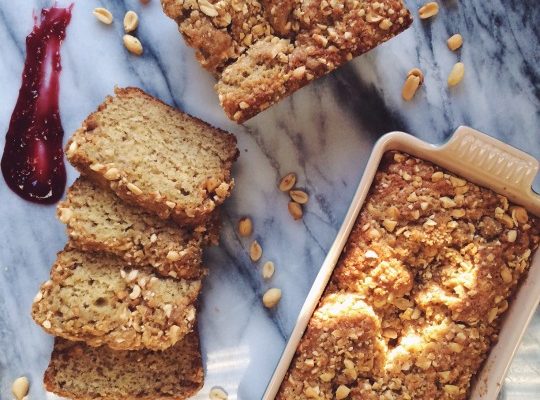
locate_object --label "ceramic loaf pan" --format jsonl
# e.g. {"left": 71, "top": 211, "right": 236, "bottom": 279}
{"left": 263, "top": 126, "right": 540, "bottom": 400}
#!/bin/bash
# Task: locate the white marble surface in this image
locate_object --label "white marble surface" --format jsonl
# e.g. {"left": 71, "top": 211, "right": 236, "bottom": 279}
{"left": 0, "top": 0, "right": 539, "bottom": 399}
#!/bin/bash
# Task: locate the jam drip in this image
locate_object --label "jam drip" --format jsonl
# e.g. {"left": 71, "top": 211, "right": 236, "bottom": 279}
{"left": 1, "top": 6, "right": 73, "bottom": 204}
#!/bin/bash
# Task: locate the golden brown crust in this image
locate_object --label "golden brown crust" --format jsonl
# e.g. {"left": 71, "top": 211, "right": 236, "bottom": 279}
{"left": 44, "top": 331, "right": 203, "bottom": 400}
{"left": 279, "top": 151, "right": 540, "bottom": 400}
{"left": 160, "top": 0, "right": 413, "bottom": 122}
{"left": 66, "top": 87, "right": 239, "bottom": 226}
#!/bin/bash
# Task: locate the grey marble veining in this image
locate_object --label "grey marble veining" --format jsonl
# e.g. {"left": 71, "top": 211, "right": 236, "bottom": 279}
{"left": 0, "top": 0, "right": 539, "bottom": 399}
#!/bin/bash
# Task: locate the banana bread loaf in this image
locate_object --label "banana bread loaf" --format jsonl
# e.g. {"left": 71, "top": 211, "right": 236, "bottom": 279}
{"left": 161, "top": 0, "right": 412, "bottom": 122}
{"left": 278, "top": 151, "right": 540, "bottom": 399}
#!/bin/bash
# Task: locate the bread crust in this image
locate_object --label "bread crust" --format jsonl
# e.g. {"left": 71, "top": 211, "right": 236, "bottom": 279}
{"left": 66, "top": 87, "right": 239, "bottom": 226}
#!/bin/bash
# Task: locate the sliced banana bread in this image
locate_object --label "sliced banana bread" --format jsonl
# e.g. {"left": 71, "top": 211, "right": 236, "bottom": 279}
{"left": 44, "top": 331, "right": 203, "bottom": 400}
{"left": 66, "top": 87, "right": 238, "bottom": 226}
{"left": 57, "top": 177, "right": 217, "bottom": 279}
{"left": 32, "top": 248, "right": 201, "bottom": 351}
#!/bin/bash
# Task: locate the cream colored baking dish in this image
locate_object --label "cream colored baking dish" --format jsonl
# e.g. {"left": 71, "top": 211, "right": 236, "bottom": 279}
{"left": 263, "top": 126, "right": 540, "bottom": 400}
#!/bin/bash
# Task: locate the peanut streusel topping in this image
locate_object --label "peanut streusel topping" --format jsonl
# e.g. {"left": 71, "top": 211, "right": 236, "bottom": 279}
{"left": 278, "top": 151, "right": 539, "bottom": 400}
{"left": 161, "top": 0, "right": 413, "bottom": 122}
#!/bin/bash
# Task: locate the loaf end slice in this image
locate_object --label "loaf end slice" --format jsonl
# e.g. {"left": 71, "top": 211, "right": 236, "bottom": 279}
{"left": 44, "top": 331, "right": 203, "bottom": 400}
{"left": 66, "top": 87, "right": 238, "bottom": 226}
{"left": 57, "top": 177, "right": 217, "bottom": 279}
{"left": 31, "top": 248, "right": 201, "bottom": 351}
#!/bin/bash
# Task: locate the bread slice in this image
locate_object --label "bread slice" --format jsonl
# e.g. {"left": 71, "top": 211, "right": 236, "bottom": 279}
{"left": 161, "top": 0, "right": 412, "bottom": 122}
{"left": 277, "top": 293, "right": 387, "bottom": 399}
{"left": 66, "top": 87, "right": 238, "bottom": 226}
{"left": 44, "top": 331, "right": 203, "bottom": 400}
{"left": 57, "top": 177, "right": 217, "bottom": 279}
{"left": 31, "top": 248, "right": 201, "bottom": 351}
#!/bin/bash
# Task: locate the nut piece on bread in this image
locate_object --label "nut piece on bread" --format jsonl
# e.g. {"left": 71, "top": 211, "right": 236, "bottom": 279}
{"left": 44, "top": 332, "right": 203, "bottom": 400}
{"left": 277, "top": 293, "right": 386, "bottom": 399}
{"left": 31, "top": 249, "right": 201, "bottom": 351}
{"left": 57, "top": 177, "right": 217, "bottom": 279}
{"left": 161, "top": 0, "right": 413, "bottom": 123}
{"left": 66, "top": 87, "right": 238, "bottom": 226}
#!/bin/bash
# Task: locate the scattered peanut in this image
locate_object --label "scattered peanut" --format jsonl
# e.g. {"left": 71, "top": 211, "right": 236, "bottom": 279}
{"left": 250, "top": 240, "right": 263, "bottom": 262}
{"left": 209, "top": 387, "right": 228, "bottom": 400}
{"left": 512, "top": 206, "right": 528, "bottom": 224}
{"left": 335, "top": 384, "right": 351, "bottom": 400}
{"left": 382, "top": 219, "right": 397, "bottom": 232}
{"left": 289, "top": 189, "right": 309, "bottom": 204}
{"left": 127, "top": 182, "right": 143, "bottom": 195}
{"left": 447, "top": 34, "right": 463, "bottom": 51}
{"left": 418, "top": 2, "right": 439, "bottom": 19}
{"left": 58, "top": 207, "right": 73, "bottom": 224}
{"left": 500, "top": 267, "right": 513, "bottom": 284}
{"left": 407, "top": 68, "right": 424, "bottom": 85}
{"left": 288, "top": 201, "right": 303, "bottom": 220}
{"left": 402, "top": 74, "right": 421, "bottom": 101}
{"left": 104, "top": 167, "right": 120, "bottom": 180}
{"left": 262, "top": 261, "right": 275, "bottom": 279}
{"left": 447, "top": 62, "right": 465, "bottom": 87}
{"left": 33, "top": 291, "right": 43, "bottom": 303}
{"left": 444, "top": 384, "right": 460, "bottom": 395}
{"left": 123, "top": 10, "right": 139, "bottom": 33}
{"left": 140, "top": 0, "right": 151, "bottom": 4}
{"left": 90, "top": 163, "right": 104, "bottom": 172}
{"left": 129, "top": 284, "right": 142, "bottom": 299}
{"left": 507, "top": 230, "right": 517, "bottom": 243}
{"left": 12, "top": 376, "right": 29, "bottom": 400}
{"left": 279, "top": 173, "right": 296, "bottom": 192}
{"left": 66, "top": 141, "right": 78, "bottom": 157}
{"left": 123, "top": 34, "right": 143, "bottom": 56}
{"left": 166, "top": 250, "right": 181, "bottom": 261}
{"left": 93, "top": 7, "right": 113, "bottom": 25}
{"left": 379, "top": 18, "right": 393, "bottom": 30}
{"left": 199, "top": 0, "right": 219, "bottom": 17}
{"left": 262, "top": 288, "right": 282, "bottom": 308}
{"left": 238, "top": 217, "right": 253, "bottom": 237}
{"left": 431, "top": 171, "right": 444, "bottom": 182}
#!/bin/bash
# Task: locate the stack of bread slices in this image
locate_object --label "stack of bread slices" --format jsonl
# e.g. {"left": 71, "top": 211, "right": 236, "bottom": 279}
{"left": 31, "top": 87, "right": 238, "bottom": 400}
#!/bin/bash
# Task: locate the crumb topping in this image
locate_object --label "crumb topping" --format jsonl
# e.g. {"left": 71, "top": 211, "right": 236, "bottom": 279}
{"left": 278, "top": 152, "right": 539, "bottom": 400}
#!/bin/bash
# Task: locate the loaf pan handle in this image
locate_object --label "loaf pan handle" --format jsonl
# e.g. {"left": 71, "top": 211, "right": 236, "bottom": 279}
{"left": 433, "top": 126, "right": 540, "bottom": 214}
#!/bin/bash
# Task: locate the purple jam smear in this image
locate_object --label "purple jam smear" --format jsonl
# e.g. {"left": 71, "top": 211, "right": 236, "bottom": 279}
{"left": 1, "top": 5, "right": 73, "bottom": 204}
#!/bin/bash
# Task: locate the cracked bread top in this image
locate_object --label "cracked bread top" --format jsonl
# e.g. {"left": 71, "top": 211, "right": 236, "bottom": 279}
{"left": 161, "top": 0, "right": 412, "bottom": 122}
{"left": 32, "top": 248, "right": 201, "bottom": 351}
{"left": 66, "top": 87, "right": 238, "bottom": 226}
{"left": 278, "top": 151, "right": 539, "bottom": 400}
